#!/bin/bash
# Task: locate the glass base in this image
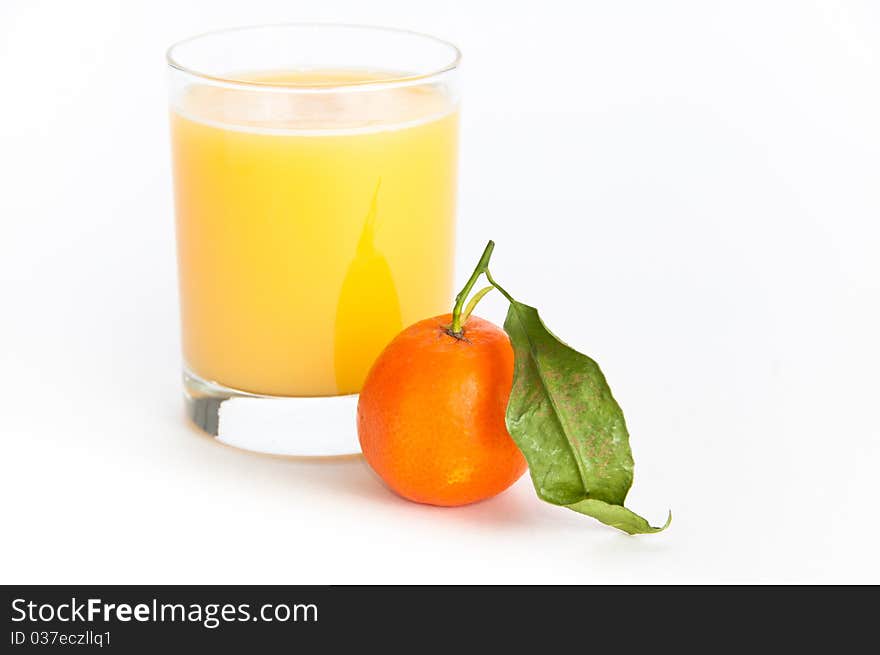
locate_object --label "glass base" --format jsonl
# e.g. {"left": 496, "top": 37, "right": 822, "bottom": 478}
{"left": 183, "top": 369, "right": 361, "bottom": 457}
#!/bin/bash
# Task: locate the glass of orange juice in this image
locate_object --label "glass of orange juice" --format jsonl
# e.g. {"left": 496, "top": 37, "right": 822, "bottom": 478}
{"left": 166, "top": 25, "right": 460, "bottom": 456}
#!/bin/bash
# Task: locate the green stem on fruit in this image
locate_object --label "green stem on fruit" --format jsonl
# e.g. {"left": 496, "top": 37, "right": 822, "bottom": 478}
{"left": 461, "top": 286, "right": 494, "bottom": 324}
{"left": 450, "top": 240, "right": 496, "bottom": 335}
{"left": 449, "top": 240, "right": 518, "bottom": 335}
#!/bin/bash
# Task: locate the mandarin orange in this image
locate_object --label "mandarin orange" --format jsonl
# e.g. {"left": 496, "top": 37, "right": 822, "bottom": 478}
{"left": 357, "top": 314, "right": 527, "bottom": 506}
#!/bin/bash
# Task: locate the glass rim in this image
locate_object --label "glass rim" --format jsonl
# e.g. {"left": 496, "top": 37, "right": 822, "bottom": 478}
{"left": 166, "top": 22, "right": 462, "bottom": 92}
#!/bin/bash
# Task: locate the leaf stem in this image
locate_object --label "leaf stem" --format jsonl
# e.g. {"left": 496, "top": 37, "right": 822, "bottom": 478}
{"left": 450, "top": 240, "right": 495, "bottom": 334}
{"left": 484, "top": 269, "right": 516, "bottom": 305}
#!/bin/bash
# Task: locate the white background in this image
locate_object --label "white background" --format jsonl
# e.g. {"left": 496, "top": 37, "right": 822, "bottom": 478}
{"left": 2, "top": 0, "right": 879, "bottom": 583}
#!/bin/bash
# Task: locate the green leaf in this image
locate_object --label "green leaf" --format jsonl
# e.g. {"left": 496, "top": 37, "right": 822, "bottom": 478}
{"left": 567, "top": 500, "right": 672, "bottom": 535}
{"left": 503, "top": 300, "right": 668, "bottom": 534}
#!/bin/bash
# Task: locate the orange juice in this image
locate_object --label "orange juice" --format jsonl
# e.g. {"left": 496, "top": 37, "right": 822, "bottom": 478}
{"left": 170, "top": 70, "right": 458, "bottom": 396}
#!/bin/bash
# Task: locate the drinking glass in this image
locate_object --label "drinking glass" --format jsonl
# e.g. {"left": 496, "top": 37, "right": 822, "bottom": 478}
{"left": 167, "top": 24, "right": 461, "bottom": 455}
